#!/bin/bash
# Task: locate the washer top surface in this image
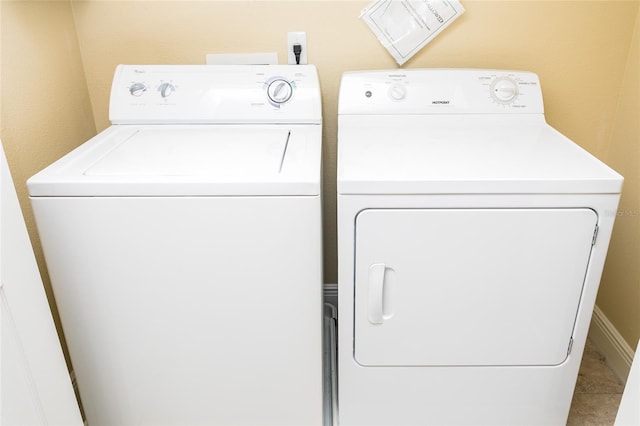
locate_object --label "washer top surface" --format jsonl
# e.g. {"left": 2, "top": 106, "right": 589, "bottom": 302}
{"left": 28, "top": 65, "right": 322, "bottom": 197}
{"left": 84, "top": 127, "right": 288, "bottom": 177}
{"left": 28, "top": 124, "right": 321, "bottom": 197}
{"left": 337, "top": 69, "right": 622, "bottom": 195}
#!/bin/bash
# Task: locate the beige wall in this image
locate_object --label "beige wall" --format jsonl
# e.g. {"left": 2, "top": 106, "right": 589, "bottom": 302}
{"left": 1, "top": 0, "right": 97, "bottom": 368}
{"left": 599, "top": 6, "right": 640, "bottom": 351}
{"left": 1, "top": 0, "right": 639, "bottom": 358}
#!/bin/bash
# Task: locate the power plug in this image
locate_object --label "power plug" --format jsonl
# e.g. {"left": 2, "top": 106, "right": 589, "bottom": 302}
{"left": 287, "top": 32, "right": 307, "bottom": 65}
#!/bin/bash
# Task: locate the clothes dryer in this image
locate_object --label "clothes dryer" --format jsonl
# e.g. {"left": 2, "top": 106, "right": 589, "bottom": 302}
{"left": 28, "top": 65, "right": 323, "bottom": 426}
{"left": 337, "top": 69, "right": 622, "bottom": 425}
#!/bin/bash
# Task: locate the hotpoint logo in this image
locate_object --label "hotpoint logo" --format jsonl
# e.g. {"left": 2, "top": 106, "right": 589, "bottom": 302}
{"left": 432, "top": 100, "right": 450, "bottom": 104}
{"left": 426, "top": 1, "right": 445, "bottom": 23}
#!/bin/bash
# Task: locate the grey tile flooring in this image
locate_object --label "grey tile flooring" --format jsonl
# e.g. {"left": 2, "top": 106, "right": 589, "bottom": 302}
{"left": 567, "top": 339, "right": 625, "bottom": 426}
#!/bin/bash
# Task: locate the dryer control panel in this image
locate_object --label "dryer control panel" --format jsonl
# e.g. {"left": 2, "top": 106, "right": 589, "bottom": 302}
{"left": 110, "top": 65, "right": 322, "bottom": 124}
{"left": 339, "top": 69, "right": 544, "bottom": 115}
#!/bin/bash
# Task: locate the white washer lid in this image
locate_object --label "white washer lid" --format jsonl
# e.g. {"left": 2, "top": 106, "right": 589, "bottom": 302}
{"left": 28, "top": 124, "right": 321, "bottom": 197}
{"left": 337, "top": 115, "right": 622, "bottom": 195}
{"left": 85, "top": 128, "right": 288, "bottom": 176}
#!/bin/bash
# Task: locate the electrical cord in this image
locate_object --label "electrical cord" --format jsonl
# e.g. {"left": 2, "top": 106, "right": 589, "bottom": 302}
{"left": 293, "top": 44, "right": 302, "bottom": 65}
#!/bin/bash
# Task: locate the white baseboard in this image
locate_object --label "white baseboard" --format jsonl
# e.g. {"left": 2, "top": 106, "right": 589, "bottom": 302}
{"left": 589, "top": 305, "right": 635, "bottom": 383}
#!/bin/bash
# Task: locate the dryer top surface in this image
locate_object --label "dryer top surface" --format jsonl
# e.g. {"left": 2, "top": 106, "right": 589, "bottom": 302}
{"left": 337, "top": 115, "right": 622, "bottom": 195}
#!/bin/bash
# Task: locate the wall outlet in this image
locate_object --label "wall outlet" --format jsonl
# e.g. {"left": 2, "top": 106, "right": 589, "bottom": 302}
{"left": 287, "top": 31, "right": 307, "bottom": 65}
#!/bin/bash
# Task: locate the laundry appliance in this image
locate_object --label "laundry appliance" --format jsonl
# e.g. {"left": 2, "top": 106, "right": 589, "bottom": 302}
{"left": 28, "top": 65, "right": 323, "bottom": 426}
{"left": 336, "top": 69, "right": 622, "bottom": 425}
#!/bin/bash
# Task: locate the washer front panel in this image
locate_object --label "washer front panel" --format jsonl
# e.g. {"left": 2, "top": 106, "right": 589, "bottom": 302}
{"left": 31, "top": 195, "right": 323, "bottom": 426}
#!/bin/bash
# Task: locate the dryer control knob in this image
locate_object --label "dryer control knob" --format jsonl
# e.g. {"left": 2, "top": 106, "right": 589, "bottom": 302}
{"left": 158, "top": 82, "right": 176, "bottom": 98}
{"left": 389, "top": 83, "right": 407, "bottom": 101}
{"left": 267, "top": 79, "right": 293, "bottom": 104}
{"left": 129, "top": 82, "right": 147, "bottom": 97}
{"left": 490, "top": 77, "right": 519, "bottom": 103}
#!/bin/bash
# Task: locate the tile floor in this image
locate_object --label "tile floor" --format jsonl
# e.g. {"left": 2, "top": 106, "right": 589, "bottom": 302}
{"left": 567, "top": 339, "right": 625, "bottom": 425}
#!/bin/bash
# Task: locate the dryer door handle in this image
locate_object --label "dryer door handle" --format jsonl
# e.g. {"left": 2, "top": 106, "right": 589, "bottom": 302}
{"left": 368, "top": 263, "right": 386, "bottom": 324}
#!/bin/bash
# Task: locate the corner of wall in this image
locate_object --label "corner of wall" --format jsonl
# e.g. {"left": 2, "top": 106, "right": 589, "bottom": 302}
{"left": 596, "top": 3, "right": 640, "bottom": 355}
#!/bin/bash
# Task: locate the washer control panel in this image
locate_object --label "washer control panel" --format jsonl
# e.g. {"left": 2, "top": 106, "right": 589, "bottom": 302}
{"left": 339, "top": 69, "right": 544, "bottom": 115}
{"left": 110, "top": 65, "right": 320, "bottom": 124}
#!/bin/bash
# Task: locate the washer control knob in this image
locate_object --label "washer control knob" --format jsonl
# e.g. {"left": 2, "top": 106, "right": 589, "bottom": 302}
{"left": 267, "top": 79, "right": 293, "bottom": 104}
{"left": 491, "top": 77, "right": 519, "bottom": 103}
{"left": 389, "top": 83, "right": 407, "bottom": 101}
{"left": 129, "top": 82, "right": 147, "bottom": 97}
{"left": 158, "top": 82, "right": 176, "bottom": 98}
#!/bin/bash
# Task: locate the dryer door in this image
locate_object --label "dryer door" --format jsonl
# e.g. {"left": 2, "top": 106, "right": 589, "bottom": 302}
{"left": 354, "top": 208, "right": 597, "bottom": 367}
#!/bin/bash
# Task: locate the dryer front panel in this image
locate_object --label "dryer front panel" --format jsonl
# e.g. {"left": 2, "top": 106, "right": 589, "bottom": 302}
{"left": 354, "top": 208, "right": 597, "bottom": 367}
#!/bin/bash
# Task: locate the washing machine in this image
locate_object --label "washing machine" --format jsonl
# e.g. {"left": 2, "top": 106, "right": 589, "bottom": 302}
{"left": 336, "top": 69, "right": 623, "bottom": 425}
{"left": 27, "top": 65, "right": 323, "bottom": 426}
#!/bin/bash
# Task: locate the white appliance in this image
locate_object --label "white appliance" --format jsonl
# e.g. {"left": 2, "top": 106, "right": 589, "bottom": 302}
{"left": 27, "top": 65, "right": 323, "bottom": 426}
{"left": 337, "top": 69, "right": 623, "bottom": 425}
{"left": 1, "top": 141, "right": 83, "bottom": 425}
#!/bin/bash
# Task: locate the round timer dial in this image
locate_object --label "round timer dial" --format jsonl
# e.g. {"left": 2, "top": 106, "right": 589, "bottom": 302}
{"left": 267, "top": 79, "right": 294, "bottom": 105}
{"left": 490, "top": 77, "right": 519, "bottom": 104}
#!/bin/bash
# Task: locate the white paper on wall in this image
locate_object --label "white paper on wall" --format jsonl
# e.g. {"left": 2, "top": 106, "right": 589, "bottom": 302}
{"left": 360, "top": 0, "right": 465, "bottom": 66}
